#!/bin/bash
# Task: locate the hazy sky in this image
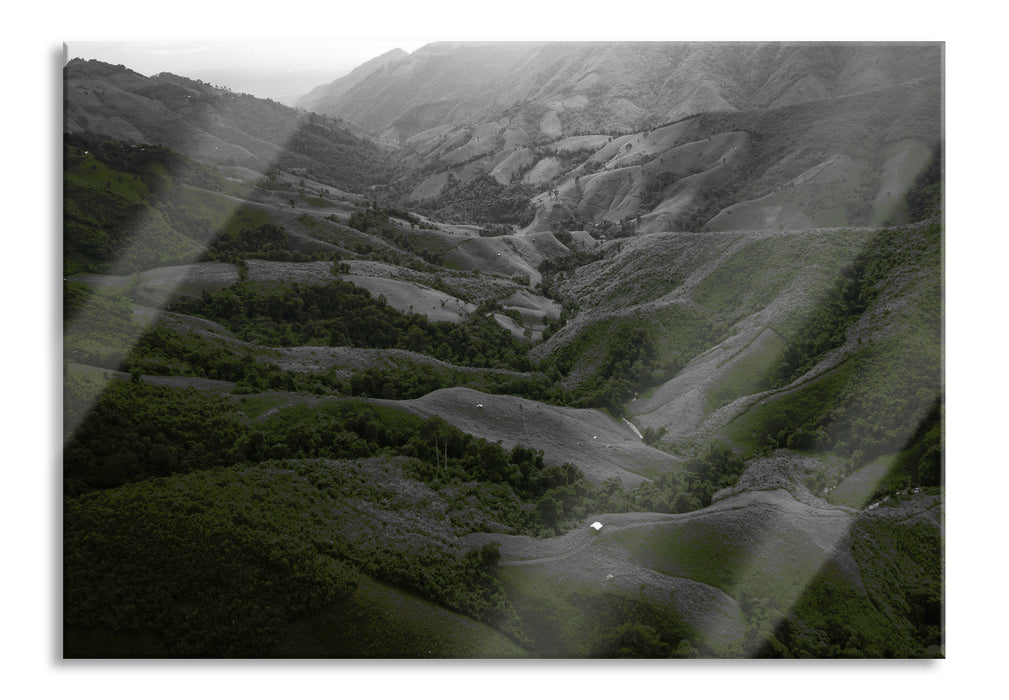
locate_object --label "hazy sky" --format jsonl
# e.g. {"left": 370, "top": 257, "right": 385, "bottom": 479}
{"left": 64, "top": 40, "right": 431, "bottom": 104}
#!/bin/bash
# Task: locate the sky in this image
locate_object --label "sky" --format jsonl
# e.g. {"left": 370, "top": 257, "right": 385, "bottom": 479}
{"left": 64, "top": 40, "right": 431, "bottom": 104}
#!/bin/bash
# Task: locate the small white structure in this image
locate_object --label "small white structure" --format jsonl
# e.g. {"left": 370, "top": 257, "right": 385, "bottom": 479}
{"left": 590, "top": 521, "right": 603, "bottom": 532}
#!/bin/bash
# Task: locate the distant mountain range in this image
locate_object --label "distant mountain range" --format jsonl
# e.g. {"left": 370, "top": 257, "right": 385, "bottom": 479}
{"left": 292, "top": 41, "right": 942, "bottom": 233}
{"left": 64, "top": 43, "right": 942, "bottom": 233}
{"left": 298, "top": 42, "right": 941, "bottom": 142}
{"left": 295, "top": 48, "right": 409, "bottom": 119}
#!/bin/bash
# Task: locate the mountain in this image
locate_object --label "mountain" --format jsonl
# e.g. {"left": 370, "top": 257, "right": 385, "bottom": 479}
{"left": 62, "top": 43, "right": 943, "bottom": 659}
{"left": 295, "top": 48, "right": 409, "bottom": 116}
{"left": 302, "top": 42, "right": 940, "bottom": 141}
{"left": 295, "top": 42, "right": 941, "bottom": 233}
{"left": 63, "top": 58, "right": 395, "bottom": 193}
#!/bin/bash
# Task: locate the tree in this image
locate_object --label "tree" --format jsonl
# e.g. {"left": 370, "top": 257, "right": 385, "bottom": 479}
{"left": 537, "top": 495, "right": 561, "bottom": 531}
{"left": 465, "top": 542, "right": 501, "bottom": 572}
{"left": 672, "top": 492, "right": 693, "bottom": 513}
{"left": 405, "top": 324, "right": 427, "bottom": 353}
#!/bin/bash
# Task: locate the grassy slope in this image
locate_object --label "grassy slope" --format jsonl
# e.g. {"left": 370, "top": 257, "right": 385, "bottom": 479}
{"left": 709, "top": 221, "right": 942, "bottom": 461}
{"left": 464, "top": 483, "right": 940, "bottom": 657}
{"left": 544, "top": 228, "right": 870, "bottom": 418}
{"left": 275, "top": 575, "right": 529, "bottom": 658}
{"left": 392, "top": 387, "right": 681, "bottom": 486}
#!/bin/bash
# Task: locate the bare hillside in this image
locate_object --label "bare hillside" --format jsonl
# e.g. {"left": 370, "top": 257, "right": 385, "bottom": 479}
{"left": 391, "top": 387, "right": 680, "bottom": 487}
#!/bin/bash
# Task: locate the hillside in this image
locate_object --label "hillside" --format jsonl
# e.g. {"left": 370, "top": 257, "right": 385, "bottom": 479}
{"left": 295, "top": 48, "right": 410, "bottom": 117}
{"left": 391, "top": 387, "right": 679, "bottom": 487}
{"left": 294, "top": 42, "right": 940, "bottom": 233}
{"left": 63, "top": 59, "right": 395, "bottom": 193}
{"left": 62, "top": 43, "right": 943, "bottom": 659}
{"left": 305, "top": 42, "right": 940, "bottom": 142}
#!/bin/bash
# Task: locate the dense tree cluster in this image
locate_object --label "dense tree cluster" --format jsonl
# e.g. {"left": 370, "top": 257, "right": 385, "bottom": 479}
{"left": 581, "top": 442, "right": 748, "bottom": 515}
{"left": 64, "top": 474, "right": 360, "bottom": 656}
{"left": 64, "top": 382, "right": 244, "bottom": 493}
{"left": 202, "top": 222, "right": 333, "bottom": 264}
{"left": 173, "top": 279, "right": 533, "bottom": 372}
{"left": 418, "top": 174, "right": 535, "bottom": 226}
{"left": 878, "top": 395, "right": 943, "bottom": 493}
{"left": 770, "top": 252, "right": 882, "bottom": 388}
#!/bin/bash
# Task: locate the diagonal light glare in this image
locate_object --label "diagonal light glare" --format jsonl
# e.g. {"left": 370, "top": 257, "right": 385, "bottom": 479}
{"left": 671, "top": 210, "right": 943, "bottom": 654}
{"left": 62, "top": 53, "right": 349, "bottom": 439}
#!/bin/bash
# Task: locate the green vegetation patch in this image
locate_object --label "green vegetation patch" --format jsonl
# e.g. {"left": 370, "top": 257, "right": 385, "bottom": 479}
{"left": 497, "top": 565, "right": 696, "bottom": 658}
{"left": 705, "top": 330, "right": 788, "bottom": 412}
{"left": 550, "top": 304, "right": 717, "bottom": 412}
{"left": 64, "top": 149, "right": 152, "bottom": 204}
{"left": 876, "top": 395, "right": 942, "bottom": 495}
{"left": 693, "top": 237, "right": 809, "bottom": 324}
{"left": 752, "top": 563, "right": 896, "bottom": 658}
{"left": 64, "top": 381, "right": 246, "bottom": 493}
{"left": 63, "top": 177, "right": 205, "bottom": 274}
{"left": 611, "top": 510, "right": 837, "bottom": 608}
{"left": 721, "top": 360, "right": 856, "bottom": 456}
{"left": 64, "top": 455, "right": 540, "bottom": 657}
{"left": 63, "top": 135, "right": 345, "bottom": 275}
{"left": 63, "top": 137, "right": 255, "bottom": 274}
{"left": 64, "top": 464, "right": 360, "bottom": 657}
{"left": 64, "top": 380, "right": 593, "bottom": 535}
{"left": 275, "top": 575, "right": 529, "bottom": 658}
{"left": 837, "top": 503, "right": 942, "bottom": 656}
{"left": 63, "top": 281, "right": 140, "bottom": 366}
{"left": 172, "top": 279, "right": 533, "bottom": 372}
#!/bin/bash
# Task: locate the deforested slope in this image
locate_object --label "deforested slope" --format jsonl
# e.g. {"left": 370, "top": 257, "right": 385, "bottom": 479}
{"left": 536, "top": 220, "right": 941, "bottom": 475}
{"left": 391, "top": 387, "right": 680, "bottom": 487}
{"left": 302, "top": 42, "right": 940, "bottom": 234}
{"left": 307, "top": 42, "right": 940, "bottom": 142}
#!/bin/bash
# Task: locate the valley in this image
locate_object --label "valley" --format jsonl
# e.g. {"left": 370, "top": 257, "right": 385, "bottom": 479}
{"left": 62, "top": 42, "right": 943, "bottom": 659}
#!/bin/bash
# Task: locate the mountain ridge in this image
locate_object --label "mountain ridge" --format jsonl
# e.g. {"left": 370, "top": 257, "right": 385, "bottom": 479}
{"left": 295, "top": 47, "right": 409, "bottom": 116}
{"left": 300, "top": 42, "right": 941, "bottom": 142}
